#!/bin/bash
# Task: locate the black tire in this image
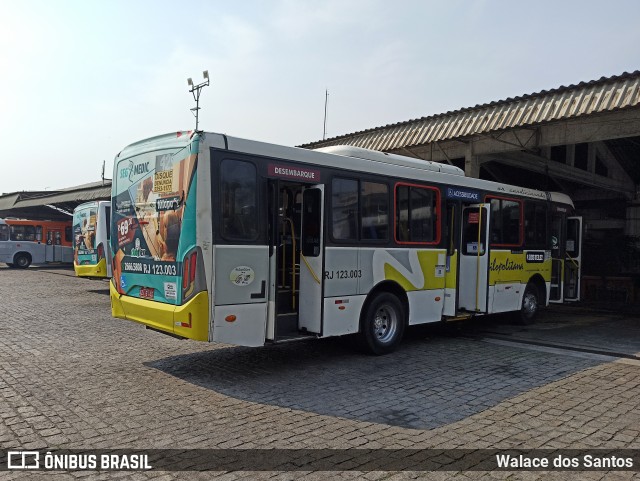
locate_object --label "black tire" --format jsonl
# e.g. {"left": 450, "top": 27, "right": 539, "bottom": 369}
{"left": 14, "top": 253, "right": 31, "bottom": 269}
{"left": 514, "top": 283, "right": 539, "bottom": 325}
{"left": 358, "top": 292, "right": 406, "bottom": 355}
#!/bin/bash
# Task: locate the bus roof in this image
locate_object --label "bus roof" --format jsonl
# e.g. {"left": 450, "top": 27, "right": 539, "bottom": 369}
{"left": 116, "top": 131, "right": 195, "bottom": 160}
{"left": 314, "top": 146, "right": 465, "bottom": 176}
{"left": 0, "top": 218, "right": 71, "bottom": 225}
{"left": 114, "top": 131, "right": 573, "bottom": 206}
{"left": 74, "top": 200, "right": 109, "bottom": 211}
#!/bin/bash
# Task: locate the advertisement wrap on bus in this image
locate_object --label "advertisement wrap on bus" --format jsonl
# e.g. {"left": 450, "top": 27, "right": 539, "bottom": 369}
{"left": 72, "top": 201, "right": 112, "bottom": 278}
{"left": 110, "top": 133, "right": 208, "bottom": 340}
{"left": 110, "top": 131, "right": 582, "bottom": 355}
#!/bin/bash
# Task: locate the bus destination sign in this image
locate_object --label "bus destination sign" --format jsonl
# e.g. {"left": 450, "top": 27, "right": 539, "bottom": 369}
{"left": 268, "top": 164, "right": 321, "bottom": 182}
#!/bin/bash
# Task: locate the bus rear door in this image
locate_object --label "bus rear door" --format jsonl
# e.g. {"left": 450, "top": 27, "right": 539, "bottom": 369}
{"left": 298, "top": 185, "right": 324, "bottom": 334}
{"left": 46, "top": 229, "right": 62, "bottom": 262}
{"left": 458, "top": 204, "right": 490, "bottom": 313}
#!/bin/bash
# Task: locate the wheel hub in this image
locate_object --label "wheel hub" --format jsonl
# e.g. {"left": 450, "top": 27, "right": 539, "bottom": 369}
{"left": 372, "top": 306, "right": 397, "bottom": 343}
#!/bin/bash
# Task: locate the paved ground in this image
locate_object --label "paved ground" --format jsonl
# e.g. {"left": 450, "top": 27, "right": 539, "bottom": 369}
{"left": 1, "top": 265, "right": 640, "bottom": 479}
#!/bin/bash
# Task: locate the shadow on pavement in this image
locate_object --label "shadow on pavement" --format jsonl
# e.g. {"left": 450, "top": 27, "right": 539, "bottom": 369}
{"left": 464, "top": 305, "right": 640, "bottom": 359}
{"left": 146, "top": 328, "right": 603, "bottom": 430}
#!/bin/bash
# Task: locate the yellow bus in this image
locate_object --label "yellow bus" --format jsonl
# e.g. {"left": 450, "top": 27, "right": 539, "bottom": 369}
{"left": 72, "top": 201, "right": 112, "bottom": 278}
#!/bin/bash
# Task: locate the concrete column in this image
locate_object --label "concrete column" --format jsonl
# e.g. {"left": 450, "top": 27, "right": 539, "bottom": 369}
{"left": 465, "top": 142, "right": 480, "bottom": 178}
{"left": 567, "top": 144, "right": 575, "bottom": 167}
{"left": 587, "top": 142, "right": 596, "bottom": 174}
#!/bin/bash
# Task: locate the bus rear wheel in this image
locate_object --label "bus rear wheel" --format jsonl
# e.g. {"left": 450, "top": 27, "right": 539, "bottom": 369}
{"left": 358, "top": 292, "right": 405, "bottom": 355}
{"left": 14, "top": 253, "right": 31, "bottom": 269}
{"left": 515, "top": 283, "right": 539, "bottom": 325}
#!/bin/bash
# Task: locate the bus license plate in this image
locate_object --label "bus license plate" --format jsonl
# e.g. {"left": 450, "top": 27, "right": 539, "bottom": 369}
{"left": 140, "top": 287, "right": 154, "bottom": 299}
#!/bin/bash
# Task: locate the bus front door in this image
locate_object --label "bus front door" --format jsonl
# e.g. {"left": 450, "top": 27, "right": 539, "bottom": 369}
{"left": 298, "top": 185, "right": 324, "bottom": 334}
{"left": 549, "top": 215, "right": 582, "bottom": 303}
{"left": 564, "top": 216, "right": 582, "bottom": 301}
{"left": 458, "top": 204, "right": 490, "bottom": 313}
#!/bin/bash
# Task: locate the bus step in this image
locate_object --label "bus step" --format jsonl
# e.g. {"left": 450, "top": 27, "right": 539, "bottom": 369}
{"left": 445, "top": 314, "right": 472, "bottom": 322}
{"left": 274, "top": 335, "right": 317, "bottom": 344}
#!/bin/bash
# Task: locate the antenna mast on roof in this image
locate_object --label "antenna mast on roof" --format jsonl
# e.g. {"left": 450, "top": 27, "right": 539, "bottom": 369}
{"left": 323, "top": 89, "right": 329, "bottom": 140}
{"left": 101, "top": 160, "right": 105, "bottom": 186}
{"left": 187, "top": 70, "right": 210, "bottom": 131}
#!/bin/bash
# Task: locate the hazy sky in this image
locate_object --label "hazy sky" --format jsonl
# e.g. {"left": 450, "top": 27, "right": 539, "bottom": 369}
{"left": 1, "top": 0, "right": 639, "bottom": 195}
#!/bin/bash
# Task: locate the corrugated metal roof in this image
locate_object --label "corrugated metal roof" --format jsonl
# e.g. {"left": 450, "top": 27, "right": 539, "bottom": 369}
{"left": 14, "top": 185, "right": 111, "bottom": 208}
{"left": 299, "top": 70, "right": 640, "bottom": 151}
{"left": 0, "top": 181, "right": 112, "bottom": 212}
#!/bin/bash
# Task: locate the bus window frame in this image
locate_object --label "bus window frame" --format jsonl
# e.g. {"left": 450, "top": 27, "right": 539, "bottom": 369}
{"left": 485, "top": 194, "right": 523, "bottom": 248}
{"left": 394, "top": 182, "right": 441, "bottom": 246}
{"left": 328, "top": 175, "right": 391, "bottom": 245}
{"left": 360, "top": 179, "right": 390, "bottom": 243}
{"left": 330, "top": 176, "right": 360, "bottom": 243}
{"left": 524, "top": 200, "right": 549, "bottom": 250}
{"left": 219, "top": 157, "right": 260, "bottom": 243}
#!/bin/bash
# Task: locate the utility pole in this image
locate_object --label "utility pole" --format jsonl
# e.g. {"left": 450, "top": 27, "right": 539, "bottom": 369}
{"left": 187, "top": 70, "right": 210, "bottom": 131}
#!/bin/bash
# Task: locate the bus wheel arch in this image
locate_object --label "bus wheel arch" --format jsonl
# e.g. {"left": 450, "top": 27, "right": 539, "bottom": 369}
{"left": 14, "top": 252, "right": 32, "bottom": 269}
{"left": 357, "top": 281, "right": 408, "bottom": 355}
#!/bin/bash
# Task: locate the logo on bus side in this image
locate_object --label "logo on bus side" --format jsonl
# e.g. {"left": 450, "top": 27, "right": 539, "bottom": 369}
{"left": 525, "top": 251, "right": 545, "bottom": 263}
{"left": 119, "top": 160, "right": 151, "bottom": 181}
{"left": 230, "top": 266, "right": 255, "bottom": 286}
{"left": 446, "top": 187, "right": 480, "bottom": 202}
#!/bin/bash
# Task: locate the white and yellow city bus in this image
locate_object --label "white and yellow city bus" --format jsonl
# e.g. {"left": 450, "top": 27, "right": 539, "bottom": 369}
{"left": 72, "top": 201, "right": 112, "bottom": 278}
{"left": 109, "top": 131, "right": 582, "bottom": 354}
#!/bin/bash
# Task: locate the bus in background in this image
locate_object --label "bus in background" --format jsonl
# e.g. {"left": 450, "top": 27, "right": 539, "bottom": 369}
{"left": 0, "top": 218, "right": 73, "bottom": 268}
{"left": 72, "top": 201, "right": 112, "bottom": 278}
{"left": 109, "top": 131, "right": 582, "bottom": 355}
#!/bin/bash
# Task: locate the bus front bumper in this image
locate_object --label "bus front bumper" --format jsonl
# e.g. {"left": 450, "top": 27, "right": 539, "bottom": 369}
{"left": 110, "top": 281, "right": 209, "bottom": 342}
{"left": 74, "top": 258, "right": 108, "bottom": 278}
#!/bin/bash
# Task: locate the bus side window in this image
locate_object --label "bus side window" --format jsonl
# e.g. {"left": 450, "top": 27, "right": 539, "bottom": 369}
{"left": 524, "top": 202, "right": 547, "bottom": 249}
{"left": 105, "top": 207, "right": 111, "bottom": 240}
{"left": 360, "top": 181, "right": 388, "bottom": 241}
{"left": 0, "top": 224, "right": 8, "bottom": 241}
{"left": 35, "top": 226, "right": 43, "bottom": 242}
{"left": 395, "top": 184, "right": 438, "bottom": 244}
{"left": 10, "top": 225, "right": 22, "bottom": 241}
{"left": 65, "top": 226, "right": 72, "bottom": 243}
{"left": 331, "top": 178, "right": 358, "bottom": 241}
{"left": 488, "top": 197, "right": 522, "bottom": 246}
{"left": 221, "top": 159, "right": 258, "bottom": 241}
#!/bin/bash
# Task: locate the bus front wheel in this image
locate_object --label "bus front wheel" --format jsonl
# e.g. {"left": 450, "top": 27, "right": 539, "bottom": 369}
{"left": 14, "top": 253, "right": 31, "bottom": 269}
{"left": 515, "top": 283, "right": 539, "bottom": 325}
{"left": 358, "top": 292, "right": 405, "bottom": 355}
